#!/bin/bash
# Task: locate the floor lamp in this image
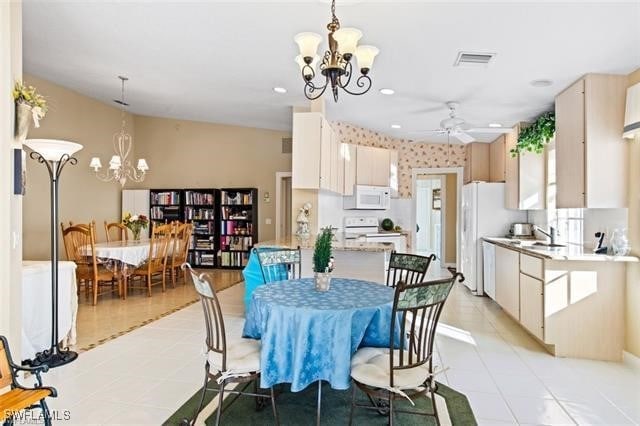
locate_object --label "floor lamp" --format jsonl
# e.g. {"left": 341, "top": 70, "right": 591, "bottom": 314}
{"left": 24, "top": 139, "right": 83, "bottom": 368}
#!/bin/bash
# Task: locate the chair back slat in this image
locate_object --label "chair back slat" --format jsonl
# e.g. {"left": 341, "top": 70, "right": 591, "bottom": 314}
{"left": 385, "top": 252, "right": 437, "bottom": 288}
{"left": 388, "top": 272, "right": 463, "bottom": 388}
{"left": 61, "top": 223, "right": 98, "bottom": 279}
{"left": 255, "top": 247, "right": 302, "bottom": 283}
{"left": 105, "top": 221, "right": 129, "bottom": 242}
{"left": 148, "top": 223, "right": 171, "bottom": 272}
{"left": 171, "top": 222, "right": 193, "bottom": 267}
{"left": 0, "top": 338, "right": 13, "bottom": 389}
{"left": 185, "top": 264, "right": 228, "bottom": 370}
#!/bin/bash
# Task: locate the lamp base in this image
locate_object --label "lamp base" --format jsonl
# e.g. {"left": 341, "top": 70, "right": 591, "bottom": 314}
{"left": 28, "top": 347, "right": 78, "bottom": 368}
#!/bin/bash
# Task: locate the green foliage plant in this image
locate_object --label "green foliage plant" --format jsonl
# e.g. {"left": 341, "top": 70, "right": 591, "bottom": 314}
{"left": 313, "top": 226, "right": 334, "bottom": 273}
{"left": 510, "top": 111, "right": 555, "bottom": 157}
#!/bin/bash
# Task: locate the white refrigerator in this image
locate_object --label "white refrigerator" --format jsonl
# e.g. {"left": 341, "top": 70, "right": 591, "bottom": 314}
{"left": 460, "top": 182, "right": 526, "bottom": 296}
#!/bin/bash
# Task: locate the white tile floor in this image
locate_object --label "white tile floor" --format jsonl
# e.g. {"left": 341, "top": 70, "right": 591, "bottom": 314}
{"left": 23, "top": 272, "right": 640, "bottom": 425}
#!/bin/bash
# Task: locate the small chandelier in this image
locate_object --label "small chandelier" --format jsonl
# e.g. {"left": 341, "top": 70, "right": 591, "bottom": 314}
{"left": 89, "top": 76, "right": 149, "bottom": 186}
{"left": 294, "top": 0, "right": 379, "bottom": 102}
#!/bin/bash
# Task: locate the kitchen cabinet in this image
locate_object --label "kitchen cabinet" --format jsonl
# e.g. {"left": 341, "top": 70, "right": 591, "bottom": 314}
{"left": 464, "top": 142, "right": 490, "bottom": 184}
{"left": 292, "top": 112, "right": 340, "bottom": 193}
{"left": 489, "top": 135, "right": 506, "bottom": 182}
{"left": 330, "top": 131, "right": 344, "bottom": 194}
{"left": 495, "top": 245, "right": 520, "bottom": 320}
{"left": 343, "top": 143, "right": 357, "bottom": 196}
{"left": 555, "top": 74, "right": 628, "bottom": 208}
{"left": 356, "top": 145, "right": 390, "bottom": 187}
{"left": 504, "top": 126, "right": 546, "bottom": 210}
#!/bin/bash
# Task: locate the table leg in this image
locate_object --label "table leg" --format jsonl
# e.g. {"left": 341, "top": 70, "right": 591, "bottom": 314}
{"left": 316, "top": 380, "right": 322, "bottom": 426}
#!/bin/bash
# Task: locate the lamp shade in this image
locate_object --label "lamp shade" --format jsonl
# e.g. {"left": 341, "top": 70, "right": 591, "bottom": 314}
{"left": 333, "top": 27, "right": 362, "bottom": 56}
{"left": 137, "top": 158, "right": 149, "bottom": 171}
{"left": 109, "top": 155, "right": 122, "bottom": 169}
{"left": 355, "top": 45, "right": 379, "bottom": 71}
{"left": 294, "top": 32, "right": 323, "bottom": 59}
{"left": 295, "top": 55, "right": 319, "bottom": 78}
{"left": 24, "top": 139, "right": 83, "bottom": 162}
{"left": 623, "top": 82, "right": 640, "bottom": 139}
{"left": 89, "top": 157, "right": 102, "bottom": 170}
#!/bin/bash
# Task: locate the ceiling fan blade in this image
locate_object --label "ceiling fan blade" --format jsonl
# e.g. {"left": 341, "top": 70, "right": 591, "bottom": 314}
{"left": 454, "top": 131, "right": 476, "bottom": 144}
{"left": 466, "top": 127, "right": 513, "bottom": 134}
{"left": 406, "top": 129, "right": 446, "bottom": 135}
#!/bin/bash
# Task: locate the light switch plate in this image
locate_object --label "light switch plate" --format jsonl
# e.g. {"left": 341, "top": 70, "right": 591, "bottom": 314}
{"left": 265, "top": 218, "right": 272, "bottom": 225}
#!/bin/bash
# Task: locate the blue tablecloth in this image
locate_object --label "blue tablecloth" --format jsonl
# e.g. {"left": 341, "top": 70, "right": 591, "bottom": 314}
{"left": 243, "top": 278, "right": 397, "bottom": 392}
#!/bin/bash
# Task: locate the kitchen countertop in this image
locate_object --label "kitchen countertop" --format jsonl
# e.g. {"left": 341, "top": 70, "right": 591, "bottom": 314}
{"left": 255, "top": 237, "right": 394, "bottom": 253}
{"left": 483, "top": 237, "right": 639, "bottom": 262}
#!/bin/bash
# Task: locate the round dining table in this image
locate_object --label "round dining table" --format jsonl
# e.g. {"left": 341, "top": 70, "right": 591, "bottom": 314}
{"left": 242, "top": 277, "right": 398, "bottom": 392}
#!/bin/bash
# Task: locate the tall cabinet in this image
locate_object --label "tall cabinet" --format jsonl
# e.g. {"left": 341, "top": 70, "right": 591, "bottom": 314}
{"left": 555, "top": 74, "right": 628, "bottom": 208}
{"left": 218, "top": 188, "right": 258, "bottom": 269}
{"left": 184, "top": 189, "right": 218, "bottom": 268}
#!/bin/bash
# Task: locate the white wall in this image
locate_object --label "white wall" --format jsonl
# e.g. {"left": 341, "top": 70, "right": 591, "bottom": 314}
{"left": 317, "top": 190, "right": 412, "bottom": 232}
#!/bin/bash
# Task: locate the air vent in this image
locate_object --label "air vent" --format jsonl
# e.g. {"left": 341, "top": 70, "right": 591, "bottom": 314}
{"left": 282, "top": 137, "right": 292, "bottom": 154}
{"left": 454, "top": 51, "right": 496, "bottom": 67}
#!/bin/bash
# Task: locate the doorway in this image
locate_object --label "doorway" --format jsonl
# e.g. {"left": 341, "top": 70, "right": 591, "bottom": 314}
{"left": 275, "top": 172, "right": 292, "bottom": 240}
{"left": 411, "top": 167, "right": 463, "bottom": 271}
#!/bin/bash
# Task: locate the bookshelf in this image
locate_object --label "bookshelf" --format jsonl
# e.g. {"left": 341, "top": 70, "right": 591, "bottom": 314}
{"left": 149, "top": 189, "right": 182, "bottom": 227}
{"left": 218, "top": 188, "right": 258, "bottom": 269}
{"left": 184, "top": 189, "right": 219, "bottom": 268}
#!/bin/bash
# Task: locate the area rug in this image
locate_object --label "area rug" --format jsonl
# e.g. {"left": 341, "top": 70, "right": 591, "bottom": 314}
{"left": 164, "top": 380, "right": 476, "bottom": 425}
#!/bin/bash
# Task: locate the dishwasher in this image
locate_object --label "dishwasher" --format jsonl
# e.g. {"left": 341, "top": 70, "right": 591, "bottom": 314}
{"left": 482, "top": 241, "right": 496, "bottom": 299}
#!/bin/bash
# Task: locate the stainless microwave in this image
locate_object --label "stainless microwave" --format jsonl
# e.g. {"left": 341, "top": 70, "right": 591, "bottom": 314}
{"left": 343, "top": 185, "right": 391, "bottom": 210}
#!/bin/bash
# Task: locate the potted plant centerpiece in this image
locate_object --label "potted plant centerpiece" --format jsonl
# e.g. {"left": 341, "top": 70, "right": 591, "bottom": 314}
{"left": 313, "top": 226, "right": 335, "bottom": 291}
{"left": 13, "top": 81, "right": 48, "bottom": 141}
{"left": 122, "top": 212, "right": 149, "bottom": 241}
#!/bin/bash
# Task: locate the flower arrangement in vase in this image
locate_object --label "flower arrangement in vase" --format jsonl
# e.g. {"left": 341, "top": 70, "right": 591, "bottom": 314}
{"left": 312, "top": 226, "right": 335, "bottom": 291}
{"left": 13, "top": 81, "right": 48, "bottom": 141}
{"left": 122, "top": 212, "right": 149, "bottom": 241}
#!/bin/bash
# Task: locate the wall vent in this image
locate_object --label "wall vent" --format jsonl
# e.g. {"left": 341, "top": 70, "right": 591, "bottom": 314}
{"left": 282, "top": 137, "right": 292, "bottom": 154}
{"left": 454, "top": 51, "right": 496, "bottom": 67}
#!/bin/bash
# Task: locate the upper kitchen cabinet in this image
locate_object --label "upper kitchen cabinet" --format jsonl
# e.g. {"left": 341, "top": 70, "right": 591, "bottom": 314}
{"left": 489, "top": 135, "right": 506, "bottom": 182}
{"left": 464, "top": 142, "right": 490, "bottom": 184}
{"left": 292, "top": 112, "right": 334, "bottom": 191}
{"left": 356, "top": 145, "right": 390, "bottom": 187}
{"left": 505, "top": 126, "right": 546, "bottom": 210}
{"left": 555, "top": 74, "right": 628, "bottom": 208}
{"left": 343, "top": 143, "right": 357, "bottom": 196}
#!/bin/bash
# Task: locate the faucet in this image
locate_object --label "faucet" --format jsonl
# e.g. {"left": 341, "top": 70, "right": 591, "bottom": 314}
{"left": 535, "top": 225, "right": 557, "bottom": 245}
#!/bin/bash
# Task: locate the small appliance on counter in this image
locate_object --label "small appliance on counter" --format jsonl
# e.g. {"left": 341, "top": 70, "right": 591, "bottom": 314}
{"left": 594, "top": 231, "right": 607, "bottom": 254}
{"left": 508, "top": 223, "right": 535, "bottom": 239}
{"left": 343, "top": 216, "right": 405, "bottom": 252}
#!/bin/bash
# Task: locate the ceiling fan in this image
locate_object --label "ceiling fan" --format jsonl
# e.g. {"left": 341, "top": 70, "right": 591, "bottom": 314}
{"left": 409, "top": 102, "right": 511, "bottom": 144}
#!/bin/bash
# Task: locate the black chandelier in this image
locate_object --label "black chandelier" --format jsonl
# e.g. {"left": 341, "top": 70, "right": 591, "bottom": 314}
{"left": 294, "top": 0, "right": 379, "bottom": 102}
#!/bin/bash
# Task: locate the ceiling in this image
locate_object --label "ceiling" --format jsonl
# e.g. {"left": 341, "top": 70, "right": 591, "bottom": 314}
{"left": 22, "top": 1, "right": 640, "bottom": 143}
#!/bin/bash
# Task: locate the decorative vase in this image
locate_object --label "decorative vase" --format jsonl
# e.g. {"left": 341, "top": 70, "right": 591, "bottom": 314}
{"left": 314, "top": 271, "right": 331, "bottom": 292}
{"left": 610, "top": 228, "right": 630, "bottom": 256}
{"left": 132, "top": 228, "right": 141, "bottom": 241}
{"left": 15, "top": 102, "right": 32, "bottom": 142}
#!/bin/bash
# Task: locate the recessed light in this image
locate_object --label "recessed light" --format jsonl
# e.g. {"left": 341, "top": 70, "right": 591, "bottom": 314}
{"left": 488, "top": 123, "right": 502, "bottom": 128}
{"left": 273, "top": 87, "right": 287, "bottom": 94}
{"left": 379, "top": 88, "right": 395, "bottom": 95}
{"left": 530, "top": 79, "right": 553, "bottom": 88}
{"left": 391, "top": 124, "right": 401, "bottom": 129}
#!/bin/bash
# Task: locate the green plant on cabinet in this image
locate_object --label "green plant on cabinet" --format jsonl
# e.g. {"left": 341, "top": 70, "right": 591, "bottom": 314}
{"left": 510, "top": 111, "right": 555, "bottom": 156}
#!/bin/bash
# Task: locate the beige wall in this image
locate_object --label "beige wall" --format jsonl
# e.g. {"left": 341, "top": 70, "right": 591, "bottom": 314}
{"left": 444, "top": 173, "right": 457, "bottom": 264}
{"left": 131, "top": 115, "right": 291, "bottom": 242}
{"left": 22, "top": 74, "right": 132, "bottom": 259}
{"left": 626, "top": 67, "right": 640, "bottom": 357}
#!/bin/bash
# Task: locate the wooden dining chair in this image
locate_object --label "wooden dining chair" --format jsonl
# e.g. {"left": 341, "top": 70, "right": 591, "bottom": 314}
{"left": 104, "top": 220, "right": 129, "bottom": 242}
{"left": 0, "top": 336, "right": 57, "bottom": 426}
{"left": 61, "top": 222, "right": 119, "bottom": 305}
{"left": 385, "top": 252, "right": 437, "bottom": 288}
{"left": 254, "top": 247, "right": 302, "bottom": 283}
{"left": 349, "top": 272, "right": 464, "bottom": 426}
{"left": 167, "top": 221, "right": 193, "bottom": 287}
{"left": 182, "top": 264, "right": 279, "bottom": 426}
{"left": 126, "top": 222, "right": 171, "bottom": 297}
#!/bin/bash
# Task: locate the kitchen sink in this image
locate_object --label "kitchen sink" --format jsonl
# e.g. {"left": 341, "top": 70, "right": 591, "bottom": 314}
{"left": 532, "top": 242, "right": 566, "bottom": 248}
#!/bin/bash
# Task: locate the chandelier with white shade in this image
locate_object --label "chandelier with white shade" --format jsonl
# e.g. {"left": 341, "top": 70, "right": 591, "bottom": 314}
{"left": 294, "top": 0, "right": 379, "bottom": 102}
{"left": 89, "top": 76, "right": 149, "bottom": 186}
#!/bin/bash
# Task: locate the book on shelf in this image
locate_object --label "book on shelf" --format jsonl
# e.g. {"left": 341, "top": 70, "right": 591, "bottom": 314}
{"left": 189, "top": 251, "right": 215, "bottom": 266}
{"left": 151, "top": 191, "right": 180, "bottom": 205}
{"left": 218, "top": 250, "right": 249, "bottom": 267}
{"left": 220, "top": 206, "right": 251, "bottom": 220}
{"left": 221, "top": 191, "right": 253, "bottom": 205}
{"left": 219, "top": 235, "right": 253, "bottom": 252}
{"left": 190, "top": 235, "right": 215, "bottom": 250}
{"left": 184, "top": 191, "right": 214, "bottom": 205}
{"left": 184, "top": 207, "right": 215, "bottom": 220}
{"left": 221, "top": 220, "right": 253, "bottom": 236}
{"left": 192, "top": 222, "right": 215, "bottom": 235}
